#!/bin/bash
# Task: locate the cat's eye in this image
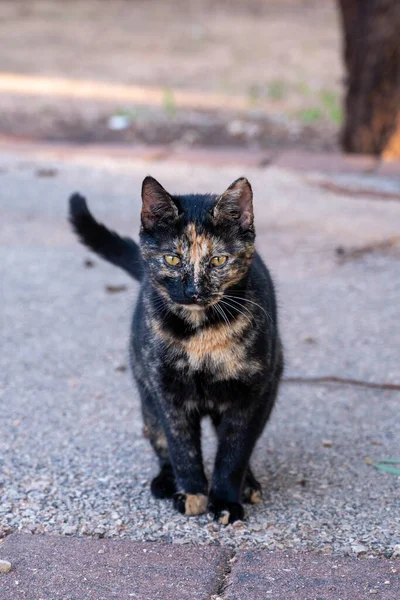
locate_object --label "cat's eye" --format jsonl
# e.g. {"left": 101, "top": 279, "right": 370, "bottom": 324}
{"left": 164, "top": 254, "right": 181, "bottom": 267}
{"left": 210, "top": 255, "right": 228, "bottom": 268}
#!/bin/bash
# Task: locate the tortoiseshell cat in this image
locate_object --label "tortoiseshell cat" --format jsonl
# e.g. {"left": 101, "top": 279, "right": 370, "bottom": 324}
{"left": 69, "top": 176, "right": 283, "bottom": 524}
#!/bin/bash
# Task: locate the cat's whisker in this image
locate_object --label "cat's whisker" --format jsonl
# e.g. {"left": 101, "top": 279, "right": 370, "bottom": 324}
{"left": 219, "top": 295, "right": 254, "bottom": 317}
{"left": 224, "top": 294, "right": 273, "bottom": 324}
{"left": 149, "top": 296, "right": 171, "bottom": 324}
{"left": 224, "top": 294, "right": 265, "bottom": 313}
{"left": 220, "top": 297, "right": 255, "bottom": 323}
{"left": 219, "top": 299, "right": 253, "bottom": 325}
{"left": 212, "top": 303, "right": 223, "bottom": 324}
{"left": 213, "top": 303, "right": 224, "bottom": 325}
{"left": 214, "top": 302, "right": 230, "bottom": 327}
{"left": 220, "top": 303, "right": 233, "bottom": 326}
{"left": 219, "top": 303, "right": 231, "bottom": 328}
{"left": 208, "top": 292, "right": 262, "bottom": 325}
{"left": 118, "top": 293, "right": 140, "bottom": 319}
{"left": 210, "top": 304, "right": 220, "bottom": 325}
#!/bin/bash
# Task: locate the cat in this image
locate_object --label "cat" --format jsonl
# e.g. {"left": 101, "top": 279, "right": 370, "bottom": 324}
{"left": 69, "top": 175, "right": 283, "bottom": 524}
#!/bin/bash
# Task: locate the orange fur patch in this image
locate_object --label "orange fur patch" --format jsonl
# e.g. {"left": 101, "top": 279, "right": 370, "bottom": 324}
{"left": 249, "top": 490, "right": 262, "bottom": 504}
{"left": 185, "top": 222, "right": 213, "bottom": 280}
{"left": 184, "top": 493, "right": 208, "bottom": 515}
{"left": 218, "top": 510, "right": 230, "bottom": 525}
{"left": 151, "top": 316, "right": 261, "bottom": 378}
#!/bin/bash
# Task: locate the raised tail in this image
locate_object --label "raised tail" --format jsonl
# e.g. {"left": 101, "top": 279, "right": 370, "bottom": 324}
{"left": 69, "top": 193, "right": 144, "bottom": 282}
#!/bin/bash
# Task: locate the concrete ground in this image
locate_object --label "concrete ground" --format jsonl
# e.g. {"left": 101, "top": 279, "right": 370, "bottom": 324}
{"left": 0, "top": 146, "right": 399, "bottom": 596}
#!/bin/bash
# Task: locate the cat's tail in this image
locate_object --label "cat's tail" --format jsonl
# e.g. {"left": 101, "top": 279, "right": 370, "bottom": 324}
{"left": 69, "top": 193, "right": 144, "bottom": 282}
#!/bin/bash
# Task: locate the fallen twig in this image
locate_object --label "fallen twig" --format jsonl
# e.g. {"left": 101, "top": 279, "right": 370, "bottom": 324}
{"left": 283, "top": 376, "right": 400, "bottom": 392}
{"left": 335, "top": 236, "right": 400, "bottom": 262}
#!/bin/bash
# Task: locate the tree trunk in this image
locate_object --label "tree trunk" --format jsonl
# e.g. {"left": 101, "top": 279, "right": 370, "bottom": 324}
{"left": 338, "top": 0, "right": 400, "bottom": 156}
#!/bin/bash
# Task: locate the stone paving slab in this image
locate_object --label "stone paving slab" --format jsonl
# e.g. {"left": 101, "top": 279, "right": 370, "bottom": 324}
{"left": 227, "top": 551, "right": 400, "bottom": 600}
{"left": 1, "top": 535, "right": 399, "bottom": 600}
{"left": 0, "top": 534, "right": 230, "bottom": 600}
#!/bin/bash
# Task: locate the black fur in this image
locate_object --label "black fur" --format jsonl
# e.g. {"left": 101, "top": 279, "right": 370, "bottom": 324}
{"left": 69, "top": 193, "right": 144, "bottom": 281}
{"left": 69, "top": 176, "right": 283, "bottom": 523}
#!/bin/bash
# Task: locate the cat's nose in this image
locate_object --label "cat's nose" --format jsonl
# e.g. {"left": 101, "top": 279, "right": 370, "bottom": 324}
{"left": 184, "top": 285, "right": 199, "bottom": 302}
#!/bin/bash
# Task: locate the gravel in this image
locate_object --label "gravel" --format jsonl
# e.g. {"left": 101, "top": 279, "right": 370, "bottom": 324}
{"left": 0, "top": 152, "right": 399, "bottom": 556}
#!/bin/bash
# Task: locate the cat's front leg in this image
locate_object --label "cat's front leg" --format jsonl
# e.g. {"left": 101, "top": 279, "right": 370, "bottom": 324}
{"left": 160, "top": 399, "right": 208, "bottom": 516}
{"left": 209, "top": 402, "right": 268, "bottom": 524}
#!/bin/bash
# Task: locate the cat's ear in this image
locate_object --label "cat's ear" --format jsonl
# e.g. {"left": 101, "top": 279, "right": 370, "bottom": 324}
{"left": 141, "top": 176, "right": 178, "bottom": 229}
{"left": 213, "top": 177, "right": 254, "bottom": 232}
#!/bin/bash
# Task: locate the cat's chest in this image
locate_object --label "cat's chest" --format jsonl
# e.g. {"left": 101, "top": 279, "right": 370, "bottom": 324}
{"left": 174, "top": 319, "right": 260, "bottom": 380}
{"left": 181, "top": 325, "right": 244, "bottom": 378}
{"left": 151, "top": 315, "right": 261, "bottom": 380}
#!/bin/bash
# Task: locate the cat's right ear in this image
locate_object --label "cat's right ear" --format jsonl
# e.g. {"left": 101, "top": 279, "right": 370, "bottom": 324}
{"left": 141, "top": 176, "right": 178, "bottom": 229}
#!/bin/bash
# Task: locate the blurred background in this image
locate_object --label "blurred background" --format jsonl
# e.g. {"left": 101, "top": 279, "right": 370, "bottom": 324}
{"left": 0, "top": 0, "right": 350, "bottom": 153}
{"left": 2, "top": 0, "right": 399, "bottom": 158}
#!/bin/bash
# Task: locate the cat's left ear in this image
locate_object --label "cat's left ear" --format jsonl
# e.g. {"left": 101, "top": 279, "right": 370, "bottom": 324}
{"left": 213, "top": 177, "right": 254, "bottom": 232}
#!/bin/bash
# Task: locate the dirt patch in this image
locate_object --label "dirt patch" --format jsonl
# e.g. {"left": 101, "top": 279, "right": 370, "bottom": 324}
{"left": 0, "top": 96, "right": 338, "bottom": 151}
{"left": 0, "top": 0, "right": 343, "bottom": 150}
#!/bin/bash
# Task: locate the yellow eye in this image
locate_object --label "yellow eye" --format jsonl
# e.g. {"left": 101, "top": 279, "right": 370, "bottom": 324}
{"left": 164, "top": 254, "right": 181, "bottom": 267}
{"left": 210, "top": 255, "right": 227, "bottom": 268}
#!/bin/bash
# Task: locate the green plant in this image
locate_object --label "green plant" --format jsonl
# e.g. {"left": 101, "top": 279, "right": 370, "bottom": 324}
{"left": 298, "top": 107, "right": 323, "bottom": 124}
{"left": 366, "top": 457, "right": 400, "bottom": 476}
{"left": 247, "top": 84, "right": 260, "bottom": 107}
{"left": 320, "top": 90, "right": 343, "bottom": 125}
{"left": 114, "top": 107, "right": 139, "bottom": 119}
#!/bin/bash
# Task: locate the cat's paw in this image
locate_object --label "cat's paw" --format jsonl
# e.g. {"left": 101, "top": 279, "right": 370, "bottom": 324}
{"left": 173, "top": 493, "right": 208, "bottom": 516}
{"left": 150, "top": 465, "right": 176, "bottom": 499}
{"left": 242, "top": 468, "right": 262, "bottom": 504}
{"left": 242, "top": 486, "right": 262, "bottom": 504}
{"left": 208, "top": 498, "right": 244, "bottom": 524}
{"left": 242, "top": 481, "right": 262, "bottom": 504}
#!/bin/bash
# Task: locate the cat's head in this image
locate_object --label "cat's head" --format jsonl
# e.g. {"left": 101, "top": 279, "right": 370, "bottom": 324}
{"left": 139, "top": 176, "right": 255, "bottom": 310}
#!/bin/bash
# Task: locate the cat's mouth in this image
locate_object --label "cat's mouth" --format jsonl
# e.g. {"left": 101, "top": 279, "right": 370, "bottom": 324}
{"left": 177, "top": 297, "right": 221, "bottom": 311}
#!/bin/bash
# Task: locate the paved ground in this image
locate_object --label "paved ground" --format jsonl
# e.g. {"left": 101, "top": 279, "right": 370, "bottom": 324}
{"left": 0, "top": 534, "right": 399, "bottom": 599}
{"left": 0, "top": 147, "right": 399, "bottom": 596}
{"left": 0, "top": 534, "right": 230, "bottom": 600}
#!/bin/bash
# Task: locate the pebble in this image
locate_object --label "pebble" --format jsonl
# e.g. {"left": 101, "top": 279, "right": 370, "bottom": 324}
{"left": 351, "top": 543, "right": 368, "bottom": 555}
{"left": 227, "top": 120, "right": 246, "bottom": 136}
{"left": 392, "top": 544, "right": 400, "bottom": 557}
{"left": 0, "top": 560, "right": 12, "bottom": 573}
{"left": 108, "top": 115, "right": 130, "bottom": 131}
